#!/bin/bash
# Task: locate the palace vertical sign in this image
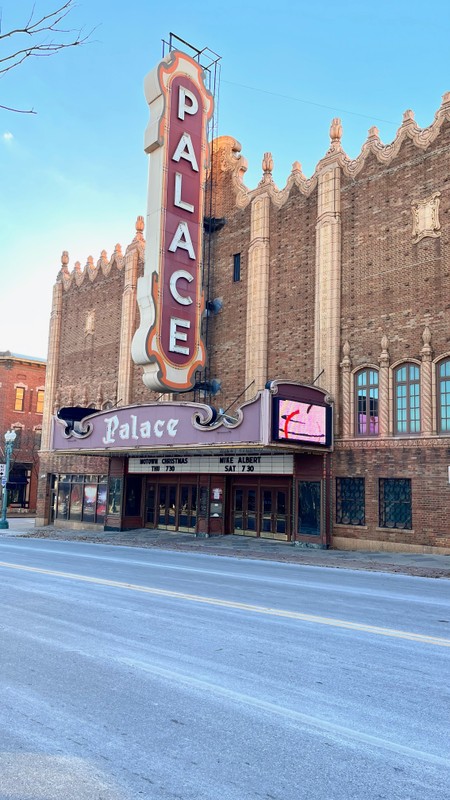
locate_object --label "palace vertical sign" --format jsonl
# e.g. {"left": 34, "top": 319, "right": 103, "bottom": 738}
{"left": 132, "top": 51, "right": 213, "bottom": 391}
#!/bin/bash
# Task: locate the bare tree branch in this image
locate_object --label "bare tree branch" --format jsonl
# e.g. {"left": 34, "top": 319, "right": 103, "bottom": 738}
{"left": 0, "top": 102, "right": 36, "bottom": 114}
{"left": 1, "top": 1, "right": 95, "bottom": 114}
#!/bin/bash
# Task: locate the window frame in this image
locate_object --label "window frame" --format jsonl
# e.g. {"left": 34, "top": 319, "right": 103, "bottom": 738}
{"left": 14, "top": 386, "right": 25, "bottom": 412}
{"left": 233, "top": 253, "right": 241, "bottom": 282}
{"left": 379, "top": 478, "right": 412, "bottom": 530}
{"left": 336, "top": 477, "right": 365, "bottom": 526}
{"left": 354, "top": 368, "right": 379, "bottom": 437}
{"left": 36, "top": 389, "right": 45, "bottom": 414}
{"left": 393, "top": 362, "right": 420, "bottom": 435}
{"left": 437, "top": 357, "right": 450, "bottom": 434}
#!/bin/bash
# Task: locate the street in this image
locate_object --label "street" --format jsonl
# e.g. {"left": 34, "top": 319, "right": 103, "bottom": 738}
{"left": 0, "top": 538, "right": 449, "bottom": 799}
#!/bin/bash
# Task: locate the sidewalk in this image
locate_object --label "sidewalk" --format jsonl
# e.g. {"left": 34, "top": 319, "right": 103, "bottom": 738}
{"left": 4, "top": 518, "right": 450, "bottom": 579}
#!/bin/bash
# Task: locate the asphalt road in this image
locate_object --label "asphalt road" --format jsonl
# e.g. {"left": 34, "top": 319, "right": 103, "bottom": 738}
{"left": 0, "top": 538, "right": 449, "bottom": 800}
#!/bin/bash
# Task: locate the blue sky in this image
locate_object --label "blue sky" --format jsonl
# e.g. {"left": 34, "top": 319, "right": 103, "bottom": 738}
{"left": 2, "top": 0, "right": 450, "bottom": 359}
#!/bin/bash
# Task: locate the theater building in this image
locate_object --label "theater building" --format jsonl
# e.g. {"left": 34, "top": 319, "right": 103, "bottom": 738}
{"left": 37, "top": 49, "right": 450, "bottom": 553}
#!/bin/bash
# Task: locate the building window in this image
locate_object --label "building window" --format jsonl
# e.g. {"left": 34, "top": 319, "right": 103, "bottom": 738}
{"left": 36, "top": 389, "right": 45, "bottom": 414}
{"left": 55, "top": 474, "right": 108, "bottom": 524}
{"left": 14, "top": 387, "right": 25, "bottom": 411}
{"left": 12, "top": 426, "right": 22, "bottom": 447}
{"left": 437, "top": 358, "right": 450, "bottom": 433}
{"left": 379, "top": 478, "right": 412, "bottom": 530}
{"left": 336, "top": 477, "right": 365, "bottom": 525}
{"left": 355, "top": 369, "right": 379, "bottom": 435}
{"left": 233, "top": 253, "right": 241, "bottom": 282}
{"left": 394, "top": 363, "right": 420, "bottom": 434}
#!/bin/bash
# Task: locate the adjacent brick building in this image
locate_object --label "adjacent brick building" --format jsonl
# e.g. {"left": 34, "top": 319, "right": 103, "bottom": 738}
{"left": 37, "top": 91, "right": 450, "bottom": 553}
{"left": 0, "top": 351, "right": 46, "bottom": 512}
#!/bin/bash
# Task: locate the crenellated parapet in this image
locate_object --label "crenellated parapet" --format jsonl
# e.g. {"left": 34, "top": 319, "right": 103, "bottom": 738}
{"left": 57, "top": 216, "right": 145, "bottom": 291}
{"left": 342, "top": 92, "right": 450, "bottom": 177}
{"left": 218, "top": 91, "right": 450, "bottom": 207}
{"left": 215, "top": 135, "right": 317, "bottom": 209}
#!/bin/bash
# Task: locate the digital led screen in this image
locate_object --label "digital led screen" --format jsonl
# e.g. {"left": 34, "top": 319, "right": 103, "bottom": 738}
{"left": 273, "top": 398, "right": 331, "bottom": 447}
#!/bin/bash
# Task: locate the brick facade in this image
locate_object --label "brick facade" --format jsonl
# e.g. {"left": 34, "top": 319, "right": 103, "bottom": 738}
{"left": 0, "top": 352, "right": 46, "bottom": 511}
{"left": 37, "top": 93, "right": 450, "bottom": 552}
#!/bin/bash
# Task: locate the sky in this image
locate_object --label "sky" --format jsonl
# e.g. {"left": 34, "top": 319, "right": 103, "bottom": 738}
{"left": 2, "top": 0, "right": 450, "bottom": 360}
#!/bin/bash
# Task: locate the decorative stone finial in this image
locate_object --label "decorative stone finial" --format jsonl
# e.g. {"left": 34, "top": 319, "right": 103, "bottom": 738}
{"left": 262, "top": 152, "right": 273, "bottom": 175}
{"left": 368, "top": 125, "right": 379, "bottom": 139}
{"left": 100, "top": 249, "right": 108, "bottom": 262}
{"left": 330, "top": 118, "right": 343, "bottom": 144}
{"left": 402, "top": 109, "right": 415, "bottom": 123}
{"left": 61, "top": 251, "right": 69, "bottom": 267}
{"left": 340, "top": 341, "right": 351, "bottom": 370}
{"left": 87, "top": 255, "right": 94, "bottom": 269}
{"left": 74, "top": 261, "right": 82, "bottom": 273}
{"left": 379, "top": 334, "right": 390, "bottom": 368}
{"left": 442, "top": 91, "right": 450, "bottom": 106}
{"left": 291, "top": 161, "right": 302, "bottom": 174}
{"left": 136, "top": 215, "right": 144, "bottom": 234}
{"left": 422, "top": 325, "right": 431, "bottom": 346}
{"left": 115, "top": 243, "right": 122, "bottom": 257}
{"left": 421, "top": 326, "right": 433, "bottom": 361}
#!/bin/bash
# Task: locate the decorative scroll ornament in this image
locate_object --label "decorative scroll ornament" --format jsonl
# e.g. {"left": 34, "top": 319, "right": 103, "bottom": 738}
{"left": 412, "top": 192, "right": 441, "bottom": 243}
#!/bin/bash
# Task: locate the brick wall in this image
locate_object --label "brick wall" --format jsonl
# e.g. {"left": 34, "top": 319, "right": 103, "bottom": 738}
{"left": 340, "top": 125, "right": 450, "bottom": 368}
{"left": 58, "top": 266, "right": 124, "bottom": 408}
{"left": 0, "top": 354, "right": 46, "bottom": 510}
{"left": 268, "top": 185, "right": 317, "bottom": 384}
{"left": 334, "top": 444, "right": 450, "bottom": 549}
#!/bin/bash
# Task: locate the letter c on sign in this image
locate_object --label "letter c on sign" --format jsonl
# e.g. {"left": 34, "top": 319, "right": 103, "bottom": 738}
{"left": 170, "top": 270, "right": 193, "bottom": 305}
{"left": 154, "top": 420, "right": 165, "bottom": 438}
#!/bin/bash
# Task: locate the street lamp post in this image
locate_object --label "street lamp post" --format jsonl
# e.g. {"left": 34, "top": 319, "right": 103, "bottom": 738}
{"left": 0, "top": 430, "right": 17, "bottom": 530}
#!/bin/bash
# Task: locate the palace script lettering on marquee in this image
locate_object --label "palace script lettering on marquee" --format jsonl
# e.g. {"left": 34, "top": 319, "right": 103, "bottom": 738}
{"left": 102, "top": 414, "right": 179, "bottom": 445}
{"left": 132, "top": 51, "right": 213, "bottom": 391}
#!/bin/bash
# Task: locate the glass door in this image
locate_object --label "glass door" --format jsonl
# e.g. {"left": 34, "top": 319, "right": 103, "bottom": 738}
{"left": 158, "top": 484, "right": 178, "bottom": 529}
{"left": 260, "top": 488, "right": 288, "bottom": 539}
{"left": 178, "top": 484, "right": 197, "bottom": 532}
{"left": 298, "top": 481, "right": 321, "bottom": 537}
{"left": 232, "top": 487, "right": 257, "bottom": 535}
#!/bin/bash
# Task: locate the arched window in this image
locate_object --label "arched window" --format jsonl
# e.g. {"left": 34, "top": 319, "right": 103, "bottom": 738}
{"left": 437, "top": 358, "right": 450, "bottom": 433}
{"left": 355, "top": 369, "right": 379, "bottom": 436}
{"left": 394, "top": 363, "right": 420, "bottom": 434}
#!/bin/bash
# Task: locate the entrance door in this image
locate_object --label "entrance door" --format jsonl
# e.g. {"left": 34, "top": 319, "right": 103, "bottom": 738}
{"left": 260, "top": 488, "right": 288, "bottom": 538}
{"left": 153, "top": 482, "right": 198, "bottom": 532}
{"left": 232, "top": 486, "right": 257, "bottom": 535}
{"left": 298, "top": 480, "right": 321, "bottom": 537}
{"left": 178, "top": 484, "right": 197, "bottom": 532}
{"left": 157, "top": 484, "right": 177, "bottom": 530}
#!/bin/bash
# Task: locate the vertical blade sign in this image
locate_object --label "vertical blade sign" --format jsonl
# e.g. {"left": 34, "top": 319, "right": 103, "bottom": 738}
{"left": 132, "top": 51, "right": 214, "bottom": 391}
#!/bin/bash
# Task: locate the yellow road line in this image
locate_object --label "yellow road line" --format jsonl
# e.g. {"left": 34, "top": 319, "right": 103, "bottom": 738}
{"left": 1, "top": 560, "right": 449, "bottom": 647}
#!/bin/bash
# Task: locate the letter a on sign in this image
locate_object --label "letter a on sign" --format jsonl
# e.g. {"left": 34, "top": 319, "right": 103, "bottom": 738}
{"left": 131, "top": 51, "right": 214, "bottom": 392}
